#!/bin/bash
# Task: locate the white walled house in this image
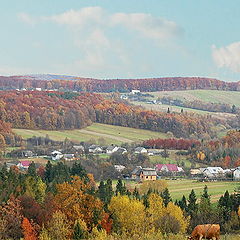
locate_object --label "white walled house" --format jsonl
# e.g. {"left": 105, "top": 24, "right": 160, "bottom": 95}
{"left": 106, "top": 146, "right": 119, "bottom": 154}
{"left": 51, "top": 151, "right": 63, "bottom": 161}
{"left": 202, "top": 167, "right": 224, "bottom": 178}
{"left": 135, "top": 147, "right": 147, "bottom": 154}
{"left": 233, "top": 167, "right": 240, "bottom": 180}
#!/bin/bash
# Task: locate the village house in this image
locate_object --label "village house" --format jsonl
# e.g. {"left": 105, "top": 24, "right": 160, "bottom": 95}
{"left": 202, "top": 167, "right": 224, "bottom": 178}
{"left": 51, "top": 151, "right": 63, "bottom": 161}
{"left": 190, "top": 169, "right": 202, "bottom": 175}
{"left": 134, "top": 147, "right": 148, "bottom": 154}
{"left": 140, "top": 168, "right": 157, "bottom": 181}
{"left": 18, "top": 160, "right": 31, "bottom": 170}
{"left": 131, "top": 166, "right": 142, "bottom": 179}
{"left": 147, "top": 149, "right": 161, "bottom": 156}
{"left": 22, "top": 150, "right": 34, "bottom": 158}
{"left": 88, "top": 145, "right": 103, "bottom": 154}
{"left": 63, "top": 154, "right": 75, "bottom": 161}
{"left": 72, "top": 145, "right": 85, "bottom": 154}
{"left": 233, "top": 167, "right": 240, "bottom": 180}
{"left": 156, "top": 164, "right": 183, "bottom": 173}
{"left": 106, "top": 146, "right": 119, "bottom": 155}
{"left": 114, "top": 165, "right": 126, "bottom": 172}
{"left": 116, "top": 147, "right": 127, "bottom": 154}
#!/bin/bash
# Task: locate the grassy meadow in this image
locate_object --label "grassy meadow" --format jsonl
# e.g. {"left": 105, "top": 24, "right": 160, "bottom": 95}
{"left": 13, "top": 123, "right": 169, "bottom": 145}
{"left": 150, "top": 89, "right": 240, "bottom": 106}
{"left": 119, "top": 179, "right": 239, "bottom": 203}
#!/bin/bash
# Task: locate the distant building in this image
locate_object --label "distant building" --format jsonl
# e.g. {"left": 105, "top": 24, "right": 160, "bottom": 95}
{"left": 156, "top": 164, "right": 182, "bottom": 173}
{"left": 190, "top": 169, "right": 202, "bottom": 175}
{"left": 134, "top": 147, "right": 148, "bottom": 154}
{"left": 22, "top": 150, "right": 34, "bottom": 158}
{"left": 131, "top": 166, "right": 142, "bottom": 179}
{"left": 131, "top": 90, "right": 140, "bottom": 94}
{"left": 114, "top": 165, "right": 126, "bottom": 172}
{"left": 140, "top": 168, "right": 157, "bottom": 181}
{"left": 233, "top": 167, "right": 240, "bottom": 180}
{"left": 116, "top": 147, "right": 127, "bottom": 154}
{"left": 51, "top": 151, "right": 63, "bottom": 161}
{"left": 88, "top": 145, "right": 103, "bottom": 154}
{"left": 106, "top": 146, "right": 119, "bottom": 155}
{"left": 35, "top": 88, "right": 42, "bottom": 91}
{"left": 18, "top": 160, "right": 31, "bottom": 169}
{"left": 202, "top": 167, "right": 224, "bottom": 178}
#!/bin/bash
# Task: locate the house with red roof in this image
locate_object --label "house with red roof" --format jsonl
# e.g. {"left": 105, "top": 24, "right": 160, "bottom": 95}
{"left": 17, "top": 160, "right": 31, "bottom": 169}
{"left": 156, "top": 164, "right": 183, "bottom": 173}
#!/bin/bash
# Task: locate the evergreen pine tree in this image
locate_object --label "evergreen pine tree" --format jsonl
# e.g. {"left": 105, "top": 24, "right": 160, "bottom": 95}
{"left": 179, "top": 195, "right": 187, "bottom": 211}
{"left": 188, "top": 189, "right": 197, "bottom": 216}
{"left": 161, "top": 188, "right": 172, "bottom": 207}
{"left": 218, "top": 190, "right": 232, "bottom": 221}
{"left": 105, "top": 179, "right": 114, "bottom": 204}
{"left": 27, "top": 161, "right": 36, "bottom": 177}
{"left": 71, "top": 162, "right": 86, "bottom": 178}
{"left": 201, "top": 185, "right": 210, "bottom": 205}
{"left": 44, "top": 161, "right": 53, "bottom": 183}
{"left": 116, "top": 179, "right": 126, "bottom": 195}
{"left": 133, "top": 187, "right": 140, "bottom": 200}
{"left": 98, "top": 181, "right": 106, "bottom": 203}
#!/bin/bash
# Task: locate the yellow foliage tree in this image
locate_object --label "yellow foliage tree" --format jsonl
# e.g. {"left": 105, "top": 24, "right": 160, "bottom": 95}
{"left": 138, "top": 180, "right": 167, "bottom": 195}
{"left": 109, "top": 195, "right": 146, "bottom": 236}
{"left": 146, "top": 193, "right": 164, "bottom": 230}
{"left": 164, "top": 202, "right": 189, "bottom": 233}
{"left": 47, "top": 211, "right": 71, "bottom": 240}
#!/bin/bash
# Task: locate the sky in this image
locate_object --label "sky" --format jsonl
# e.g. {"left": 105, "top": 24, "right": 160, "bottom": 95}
{"left": 0, "top": 0, "right": 240, "bottom": 81}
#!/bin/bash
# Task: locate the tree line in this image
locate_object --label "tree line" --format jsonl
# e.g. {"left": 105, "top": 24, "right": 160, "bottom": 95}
{"left": 0, "top": 162, "right": 239, "bottom": 239}
{"left": 0, "top": 75, "right": 240, "bottom": 92}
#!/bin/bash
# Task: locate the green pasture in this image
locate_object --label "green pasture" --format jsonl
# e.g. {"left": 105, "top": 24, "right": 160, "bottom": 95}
{"left": 164, "top": 179, "right": 238, "bottom": 202}
{"left": 110, "top": 179, "right": 239, "bottom": 203}
{"left": 13, "top": 123, "right": 169, "bottom": 145}
{"left": 150, "top": 90, "right": 240, "bottom": 106}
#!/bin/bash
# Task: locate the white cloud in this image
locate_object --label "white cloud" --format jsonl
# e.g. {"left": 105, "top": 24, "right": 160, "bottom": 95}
{"left": 111, "top": 13, "right": 183, "bottom": 41}
{"left": 212, "top": 42, "right": 240, "bottom": 72}
{"left": 45, "top": 7, "right": 105, "bottom": 28}
{"left": 17, "top": 7, "right": 184, "bottom": 77}
{"left": 18, "top": 13, "right": 35, "bottom": 26}
{"left": 42, "top": 7, "right": 182, "bottom": 41}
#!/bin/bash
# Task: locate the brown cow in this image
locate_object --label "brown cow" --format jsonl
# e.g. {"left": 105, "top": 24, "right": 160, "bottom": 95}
{"left": 187, "top": 224, "right": 220, "bottom": 240}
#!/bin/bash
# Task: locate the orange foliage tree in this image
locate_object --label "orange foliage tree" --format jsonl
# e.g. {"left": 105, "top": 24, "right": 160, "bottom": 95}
{"left": 21, "top": 217, "right": 37, "bottom": 240}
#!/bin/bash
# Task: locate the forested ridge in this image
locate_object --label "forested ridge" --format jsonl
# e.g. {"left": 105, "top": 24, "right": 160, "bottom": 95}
{"left": 0, "top": 75, "right": 239, "bottom": 92}
{"left": 0, "top": 91, "right": 219, "bottom": 138}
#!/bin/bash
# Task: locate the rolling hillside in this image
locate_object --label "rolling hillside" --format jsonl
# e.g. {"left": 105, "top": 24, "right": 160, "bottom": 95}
{"left": 150, "top": 89, "right": 240, "bottom": 106}
{"left": 13, "top": 123, "right": 169, "bottom": 145}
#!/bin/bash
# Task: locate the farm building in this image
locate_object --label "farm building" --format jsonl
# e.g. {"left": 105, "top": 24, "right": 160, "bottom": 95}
{"left": 233, "top": 167, "right": 240, "bottom": 180}
{"left": 140, "top": 168, "right": 157, "bottom": 181}
{"left": 156, "top": 164, "right": 183, "bottom": 173}
{"left": 51, "top": 151, "right": 63, "bottom": 161}
{"left": 131, "top": 166, "right": 142, "bottom": 179}
{"left": 89, "top": 145, "right": 103, "bottom": 154}
{"left": 106, "top": 146, "right": 119, "bottom": 154}
{"left": 134, "top": 147, "right": 148, "bottom": 154}
{"left": 202, "top": 167, "right": 224, "bottom": 178}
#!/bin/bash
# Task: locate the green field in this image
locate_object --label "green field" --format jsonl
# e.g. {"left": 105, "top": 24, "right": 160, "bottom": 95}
{"left": 132, "top": 101, "right": 214, "bottom": 115}
{"left": 120, "top": 179, "right": 239, "bottom": 203}
{"left": 150, "top": 89, "right": 240, "bottom": 106}
{"left": 166, "top": 179, "right": 239, "bottom": 202}
{"left": 13, "top": 123, "right": 169, "bottom": 145}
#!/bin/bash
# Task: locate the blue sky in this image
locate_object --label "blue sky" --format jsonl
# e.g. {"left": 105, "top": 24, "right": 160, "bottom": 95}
{"left": 0, "top": 0, "right": 240, "bottom": 81}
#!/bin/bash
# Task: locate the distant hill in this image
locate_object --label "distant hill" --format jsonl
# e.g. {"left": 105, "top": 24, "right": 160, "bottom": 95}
{"left": 0, "top": 74, "right": 239, "bottom": 92}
